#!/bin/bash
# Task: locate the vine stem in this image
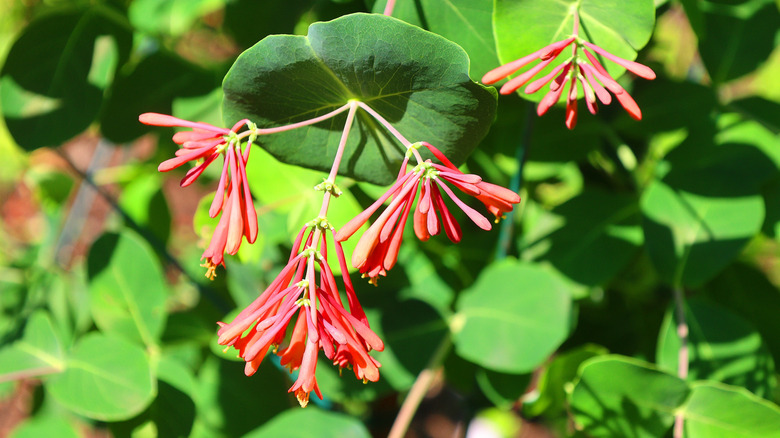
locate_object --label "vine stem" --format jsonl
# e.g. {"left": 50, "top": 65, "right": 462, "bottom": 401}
{"left": 673, "top": 287, "right": 688, "bottom": 438}
{"left": 319, "top": 101, "right": 358, "bottom": 217}
{"left": 383, "top": 0, "right": 397, "bottom": 16}
{"left": 388, "top": 334, "right": 453, "bottom": 438}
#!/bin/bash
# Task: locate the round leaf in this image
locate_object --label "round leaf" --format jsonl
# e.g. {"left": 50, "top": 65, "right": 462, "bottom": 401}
{"left": 222, "top": 13, "right": 497, "bottom": 185}
{"left": 657, "top": 298, "right": 776, "bottom": 398}
{"left": 87, "top": 230, "right": 168, "bottom": 346}
{"left": 682, "top": 382, "right": 780, "bottom": 437}
{"left": 452, "top": 259, "right": 572, "bottom": 373}
{"left": 372, "top": 0, "right": 500, "bottom": 80}
{"left": 0, "top": 311, "right": 65, "bottom": 382}
{"left": 493, "top": 0, "right": 655, "bottom": 101}
{"left": 244, "top": 408, "right": 371, "bottom": 438}
{"left": 46, "top": 333, "right": 156, "bottom": 421}
{"left": 570, "top": 355, "right": 690, "bottom": 438}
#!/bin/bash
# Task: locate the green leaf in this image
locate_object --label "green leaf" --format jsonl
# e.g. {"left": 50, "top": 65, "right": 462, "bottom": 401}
{"left": 100, "top": 51, "right": 219, "bottom": 143}
{"left": 476, "top": 368, "right": 532, "bottom": 409}
{"left": 87, "top": 230, "right": 168, "bottom": 346}
{"left": 45, "top": 333, "right": 156, "bottom": 421}
{"left": 372, "top": 0, "right": 500, "bottom": 80}
{"left": 528, "top": 189, "right": 643, "bottom": 286}
{"left": 0, "top": 5, "right": 131, "bottom": 149}
{"left": 222, "top": 13, "right": 497, "bottom": 185}
{"left": 698, "top": 0, "right": 780, "bottom": 84}
{"left": 128, "top": 0, "right": 225, "bottom": 36}
{"left": 195, "top": 356, "right": 289, "bottom": 436}
{"left": 0, "top": 311, "right": 65, "bottom": 382}
{"left": 453, "top": 259, "right": 572, "bottom": 373}
{"left": 9, "top": 416, "right": 82, "bottom": 438}
{"left": 704, "top": 264, "right": 780, "bottom": 365}
{"left": 641, "top": 137, "right": 766, "bottom": 288}
{"left": 119, "top": 173, "right": 171, "bottom": 245}
{"left": 682, "top": 381, "right": 780, "bottom": 437}
{"left": 657, "top": 298, "right": 776, "bottom": 398}
{"left": 524, "top": 344, "right": 607, "bottom": 418}
{"left": 569, "top": 355, "right": 690, "bottom": 438}
{"left": 493, "top": 0, "right": 655, "bottom": 100}
{"left": 245, "top": 408, "right": 371, "bottom": 438}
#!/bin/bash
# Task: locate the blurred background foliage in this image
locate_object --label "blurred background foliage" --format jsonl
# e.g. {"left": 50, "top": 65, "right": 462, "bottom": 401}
{"left": 0, "top": 0, "right": 779, "bottom": 437}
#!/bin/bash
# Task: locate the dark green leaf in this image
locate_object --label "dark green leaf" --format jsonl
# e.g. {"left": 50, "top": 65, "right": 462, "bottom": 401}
{"left": 657, "top": 298, "right": 776, "bottom": 398}
{"left": 698, "top": 0, "right": 780, "bottom": 84}
{"left": 120, "top": 174, "right": 171, "bottom": 245}
{"left": 222, "top": 13, "right": 497, "bottom": 185}
{"left": 87, "top": 230, "right": 168, "bottom": 346}
{"left": 0, "top": 5, "right": 131, "bottom": 149}
{"left": 476, "top": 368, "right": 532, "bottom": 409}
{"left": 45, "top": 333, "right": 156, "bottom": 421}
{"left": 529, "top": 189, "right": 643, "bottom": 286}
{"left": 100, "top": 51, "right": 219, "bottom": 143}
{"left": 570, "top": 355, "right": 690, "bottom": 438}
{"left": 453, "top": 259, "right": 572, "bottom": 373}
{"left": 372, "top": 0, "right": 499, "bottom": 80}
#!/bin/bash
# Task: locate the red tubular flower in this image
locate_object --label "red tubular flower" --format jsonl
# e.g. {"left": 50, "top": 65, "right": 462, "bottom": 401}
{"left": 217, "top": 225, "right": 383, "bottom": 407}
{"left": 481, "top": 15, "right": 655, "bottom": 129}
{"left": 139, "top": 113, "right": 258, "bottom": 279}
{"left": 336, "top": 143, "right": 520, "bottom": 283}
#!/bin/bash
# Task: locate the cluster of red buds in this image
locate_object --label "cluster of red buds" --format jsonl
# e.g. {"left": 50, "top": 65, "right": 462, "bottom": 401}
{"left": 483, "top": 13, "right": 655, "bottom": 129}
{"left": 139, "top": 113, "right": 258, "bottom": 280}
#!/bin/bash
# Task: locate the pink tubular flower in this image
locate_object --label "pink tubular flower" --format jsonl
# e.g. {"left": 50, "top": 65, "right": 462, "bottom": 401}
{"left": 482, "top": 14, "right": 655, "bottom": 129}
{"left": 139, "top": 113, "right": 258, "bottom": 279}
{"left": 217, "top": 225, "right": 383, "bottom": 407}
{"left": 336, "top": 143, "right": 520, "bottom": 284}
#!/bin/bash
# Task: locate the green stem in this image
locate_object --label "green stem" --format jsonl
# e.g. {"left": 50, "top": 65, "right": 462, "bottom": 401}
{"left": 495, "top": 101, "right": 534, "bottom": 260}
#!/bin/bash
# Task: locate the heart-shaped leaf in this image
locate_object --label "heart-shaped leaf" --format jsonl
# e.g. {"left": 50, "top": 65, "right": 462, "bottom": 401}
{"left": 222, "top": 13, "right": 497, "bottom": 185}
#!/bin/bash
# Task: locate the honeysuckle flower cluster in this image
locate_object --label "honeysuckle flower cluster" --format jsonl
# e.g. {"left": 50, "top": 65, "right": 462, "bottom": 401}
{"left": 336, "top": 142, "right": 521, "bottom": 284}
{"left": 483, "top": 12, "right": 655, "bottom": 129}
{"left": 139, "top": 113, "right": 258, "bottom": 279}
{"left": 216, "top": 222, "right": 383, "bottom": 407}
{"left": 140, "top": 98, "right": 520, "bottom": 406}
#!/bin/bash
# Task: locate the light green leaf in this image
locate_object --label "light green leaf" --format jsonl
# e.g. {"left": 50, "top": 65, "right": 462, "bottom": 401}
{"left": 128, "top": 0, "right": 225, "bottom": 36}
{"left": 45, "top": 333, "right": 156, "bottom": 421}
{"left": 0, "top": 311, "right": 65, "bottom": 382}
{"left": 222, "top": 13, "right": 497, "bottom": 185}
{"left": 682, "top": 381, "right": 780, "bottom": 438}
{"left": 244, "top": 408, "right": 371, "bottom": 438}
{"left": 570, "top": 355, "right": 690, "bottom": 438}
{"left": 453, "top": 259, "right": 572, "bottom": 373}
{"left": 657, "top": 298, "right": 776, "bottom": 398}
{"left": 9, "top": 416, "right": 82, "bottom": 438}
{"left": 87, "top": 230, "right": 168, "bottom": 346}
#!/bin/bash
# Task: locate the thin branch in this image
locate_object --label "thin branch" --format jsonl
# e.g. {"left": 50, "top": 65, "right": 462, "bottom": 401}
{"left": 383, "top": 0, "right": 397, "bottom": 16}
{"left": 55, "top": 146, "right": 230, "bottom": 312}
{"left": 388, "top": 334, "right": 452, "bottom": 438}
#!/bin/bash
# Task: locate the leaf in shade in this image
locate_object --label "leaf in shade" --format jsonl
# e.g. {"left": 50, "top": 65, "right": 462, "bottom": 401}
{"left": 0, "top": 5, "right": 131, "bottom": 149}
